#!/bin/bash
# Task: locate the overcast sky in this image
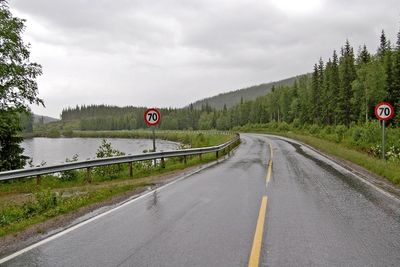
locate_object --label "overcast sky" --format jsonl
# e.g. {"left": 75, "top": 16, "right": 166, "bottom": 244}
{"left": 10, "top": 0, "right": 400, "bottom": 118}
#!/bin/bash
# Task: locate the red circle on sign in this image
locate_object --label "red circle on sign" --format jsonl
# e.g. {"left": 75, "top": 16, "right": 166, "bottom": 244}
{"left": 374, "top": 102, "right": 395, "bottom": 121}
{"left": 144, "top": 108, "right": 161, "bottom": 126}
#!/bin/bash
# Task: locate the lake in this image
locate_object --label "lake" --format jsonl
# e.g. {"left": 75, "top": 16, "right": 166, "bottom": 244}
{"left": 21, "top": 138, "right": 180, "bottom": 166}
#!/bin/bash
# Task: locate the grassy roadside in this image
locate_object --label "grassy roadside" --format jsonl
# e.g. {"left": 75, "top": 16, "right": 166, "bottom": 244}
{"left": 0, "top": 132, "right": 239, "bottom": 238}
{"left": 241, "top": 127, "right": 400, "bottom": 185}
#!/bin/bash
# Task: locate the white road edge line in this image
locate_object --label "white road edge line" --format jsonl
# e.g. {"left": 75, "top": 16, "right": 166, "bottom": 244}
{"left": 0, "top": 148, "right": 238, "bottom": 264}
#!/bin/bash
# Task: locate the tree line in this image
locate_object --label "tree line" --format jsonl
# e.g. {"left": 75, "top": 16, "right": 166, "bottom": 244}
{"left": 62, "top": 28, "right": 400, "bottom": 132}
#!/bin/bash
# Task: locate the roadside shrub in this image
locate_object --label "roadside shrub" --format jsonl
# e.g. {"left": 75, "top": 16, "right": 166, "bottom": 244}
{"left": 35, "top": 189, "right": 60, "bottom": 212}
{"left": 94, "top": 139, "right": 125, "bottom": 179}
{"left": 0, "top": 207, "right": 24, "bottom": 226}
{"left": 278, "top": 122, "right": 290, "bottom": 131}
{"left": 308, "top": 124, "right": 320, "bottom": 135}
{"left": 335, "top": 125, "right": 347, "bottom": 142}
{"left": 60, "top": 154, "right": 79, "bottom": 181}
{"left": 351, "top": 127, "right": 364, "bottom": 145}
{"left": 292, "top": 118, "right": 301, "bottom": 129}
{"left": 0, "top": 189, "right": 61, "bottom": 226}
{"left": 361, "top": 122, "right": 381, "bottom": 144}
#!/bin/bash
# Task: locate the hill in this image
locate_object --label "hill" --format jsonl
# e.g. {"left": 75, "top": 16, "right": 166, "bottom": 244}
{"left": 190, "top": 75, "right": 301, "bottom": 110}
{"left": 33, "top": 114, "right": 59, "bottom": 124}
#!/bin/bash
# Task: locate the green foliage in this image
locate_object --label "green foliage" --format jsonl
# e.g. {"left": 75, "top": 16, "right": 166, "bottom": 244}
{"left": 0, "top": 1, "right": 42, "bottom": 170}
{"left": 0, "top": 189, "right": 60, "bottom": 227}
{"left": 60, "top": 154, "right": 79, "bottom": 181}
{"left": 94, "top": 139, "right": 125, "bottom": 179}
{"left": 0, "top": 111, "right": 27, "bottom": 170}
{"left": 47, "top": 128, "right": 61, "bottom": 138}
{"left": 0, "top": 1, "right": 43, "bottom": 111}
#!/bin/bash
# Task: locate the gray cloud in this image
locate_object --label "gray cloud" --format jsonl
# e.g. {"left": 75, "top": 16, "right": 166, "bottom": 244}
{"left": 10, "top": 0, "right": 400, "bottom": 117}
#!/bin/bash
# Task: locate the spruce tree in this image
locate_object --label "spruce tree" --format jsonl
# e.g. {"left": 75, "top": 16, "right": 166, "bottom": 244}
{"left": 311, "top": 63, "right": 321, "bottom": 123}
{"left": 377, "top": 30, "right": 388, "bottom": 60}
{"left": 338, "top": 40, "right": 356, "bottom": 126}
{"left": 331, "top": 50, "right": 340, "bottom": 124}
{"left": 391, "top": 28, "right": 400, "bottom": 125}
{"left": 357, "top": 44, "right": 371, "bottom": 65}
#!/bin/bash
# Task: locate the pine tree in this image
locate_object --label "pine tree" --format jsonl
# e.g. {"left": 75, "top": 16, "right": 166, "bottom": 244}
{"left": 331, "top": 50, "right": 340, "bottom": 124}
{"left": 377, "top": 30, "right": 389, "bottom": 60}
{"left": 391, "top": 27, "right": 400, "bottom": 125}
{"left": 311, "top": 63, "right": 321, "bottom": 123}
{"left": 338, "top": 40, "right": 356, "bottom": 126}
{"left": 357, "top": 44, "right": 371, "bottom": 65}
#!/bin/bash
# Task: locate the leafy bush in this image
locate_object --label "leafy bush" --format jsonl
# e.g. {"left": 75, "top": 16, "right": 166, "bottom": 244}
{"left": 278, "top": 122, "right": 290, "bottom": 131}
{"left": 292, "top": 118, "right": 301, "bottom": 129}
{"left": 335, "top": 125, "right": 347, "bottom": 142}
{"left": 60, "top": 154, "right": 79, "bottom": 181}
{"left": 0, "top": 189, "right": 61, "bottom": 226}
{"left": 308, "top": 124, "right": 320, "bottom": 135}
{"left": 94, "top": 139, "right": 125, "bottom": 179}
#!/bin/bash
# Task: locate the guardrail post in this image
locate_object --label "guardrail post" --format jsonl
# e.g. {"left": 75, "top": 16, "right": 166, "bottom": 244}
{"left": 161, "top": 157, "right": 165, "bottom": 168}
{"left": 216, "top": 151, "right": 219, "bottom": 159}
{"left": 184, "top": 155, "right": 187, "bottom": 165}
{"left": 129, "top": 162, "right": 133, "bottom": 177}
{"left": 86, "top": 167, "right": 92, "bottom": 183}
{"left": 36, "top": 175, "right": 41, "bottom": 185}
{"left": 199, "top": 153, "right": 202, "bottom": 161}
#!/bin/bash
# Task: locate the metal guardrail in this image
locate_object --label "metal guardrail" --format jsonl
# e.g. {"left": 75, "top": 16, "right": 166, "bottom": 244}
{"left": 0, "top": 134, "right": 240, "bottom": 182}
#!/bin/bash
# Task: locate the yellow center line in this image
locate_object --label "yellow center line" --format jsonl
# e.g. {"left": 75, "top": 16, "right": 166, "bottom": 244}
{"left": 266, "top": 160, "right": 273, "bottom": 184}
{"left": 269, "top": 143, "right": 273, "bottom": 159}
{"left": 248, "top": 196, "right": 268, "bottom": 267}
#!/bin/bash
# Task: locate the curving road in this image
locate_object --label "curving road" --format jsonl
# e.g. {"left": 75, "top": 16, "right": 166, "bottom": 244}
{"left": 1, "top": 134, "right": 400, "bottom": 266}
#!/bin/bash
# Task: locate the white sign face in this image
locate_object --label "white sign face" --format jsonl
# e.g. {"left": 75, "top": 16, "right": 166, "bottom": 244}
{"left": 144, "top": 108, "right": 161, "bottom": 126}
{"left": 374, "top": 102, "right": 395, "bottom": 121}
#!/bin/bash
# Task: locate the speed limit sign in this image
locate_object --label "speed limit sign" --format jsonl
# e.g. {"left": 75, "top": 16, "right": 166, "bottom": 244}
{"left": 144, "top": 108, "right": 161, "bottom": 126}
{"left": 375, "top": 102, "right": 395, "bottom": 121}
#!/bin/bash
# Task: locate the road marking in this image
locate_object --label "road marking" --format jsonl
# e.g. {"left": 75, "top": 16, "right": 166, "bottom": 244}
{"left": 266, "top": 160, "right": 273, "bottom": 185}
{"left": 248, "top": 196, "right": 268, "bottom": 267}
{"left": 269, "top": 143, "right": 273, "bottom": 159}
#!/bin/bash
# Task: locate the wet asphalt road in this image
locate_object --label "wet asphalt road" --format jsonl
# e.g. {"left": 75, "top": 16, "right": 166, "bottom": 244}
{"left": 2, "top": 134, "right": 400, "bottom": 266}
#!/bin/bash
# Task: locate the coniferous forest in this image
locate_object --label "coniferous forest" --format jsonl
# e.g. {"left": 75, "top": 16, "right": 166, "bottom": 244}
{"left": 60, "top": 29, "right": 400, "bottom": 131}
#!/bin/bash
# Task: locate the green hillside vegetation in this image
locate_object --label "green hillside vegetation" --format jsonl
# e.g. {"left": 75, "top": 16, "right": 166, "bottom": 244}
{"left": 190, "top": 76, "right": 300, "bottom": 110}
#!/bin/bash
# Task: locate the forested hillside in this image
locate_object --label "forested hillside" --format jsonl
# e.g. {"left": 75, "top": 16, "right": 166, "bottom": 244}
{"left": 222, "top": 30, "right": 400, "bottom": 128}
{"left": 58, "top": 29, "right": 399, "bottom": 132}
{"left": 190, "top": 76, "right": 299, "bottom": 110}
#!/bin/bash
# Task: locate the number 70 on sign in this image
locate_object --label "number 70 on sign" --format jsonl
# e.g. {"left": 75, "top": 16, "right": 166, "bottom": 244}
{"left": 374, "top": 102, "right": 395, "bottom": 121}
{"left": 144, "top": 108, "right": 161, "bottom": 126}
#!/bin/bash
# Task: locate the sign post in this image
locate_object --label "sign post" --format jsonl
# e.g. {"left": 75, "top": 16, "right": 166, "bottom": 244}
{"left": 144, "top": 108, "right": 161, "bottom": 155}
{"left": 374, "top": 102, "right": 395, "bottom": 160}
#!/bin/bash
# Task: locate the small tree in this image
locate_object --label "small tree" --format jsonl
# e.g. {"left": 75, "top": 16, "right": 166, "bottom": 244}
{"left": 0, "top": 1, "right": 43, "bottom": 170}
{"left": 94, "top": 139, "right": 125, "bottom": 179}
{"left": 0, "top": 110, "right": 26, "bottom": 170}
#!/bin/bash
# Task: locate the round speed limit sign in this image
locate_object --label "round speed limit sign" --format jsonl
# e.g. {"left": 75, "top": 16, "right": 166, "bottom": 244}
{"left": 374, "top": 102, "right": 395, "bottom": 121}
{"left": 144, "top": 108, "right": 161, "bottom": 126}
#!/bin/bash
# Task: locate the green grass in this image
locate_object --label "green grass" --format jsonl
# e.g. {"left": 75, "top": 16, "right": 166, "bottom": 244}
{"left": 0, "top": 183, "right": 148, "bottom": 237}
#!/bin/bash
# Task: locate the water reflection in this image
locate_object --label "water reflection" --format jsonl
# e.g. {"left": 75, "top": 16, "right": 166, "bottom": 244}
{"left": 21, "top": 138, "right": 180, "bottom": 167}
{"left": 147, "top": 191, "right": 159, "bottom": 210}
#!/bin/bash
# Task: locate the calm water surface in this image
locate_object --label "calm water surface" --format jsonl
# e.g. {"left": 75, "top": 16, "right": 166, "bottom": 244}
{"left": 21, "top": 138, "right": 180, "bottom": 166}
